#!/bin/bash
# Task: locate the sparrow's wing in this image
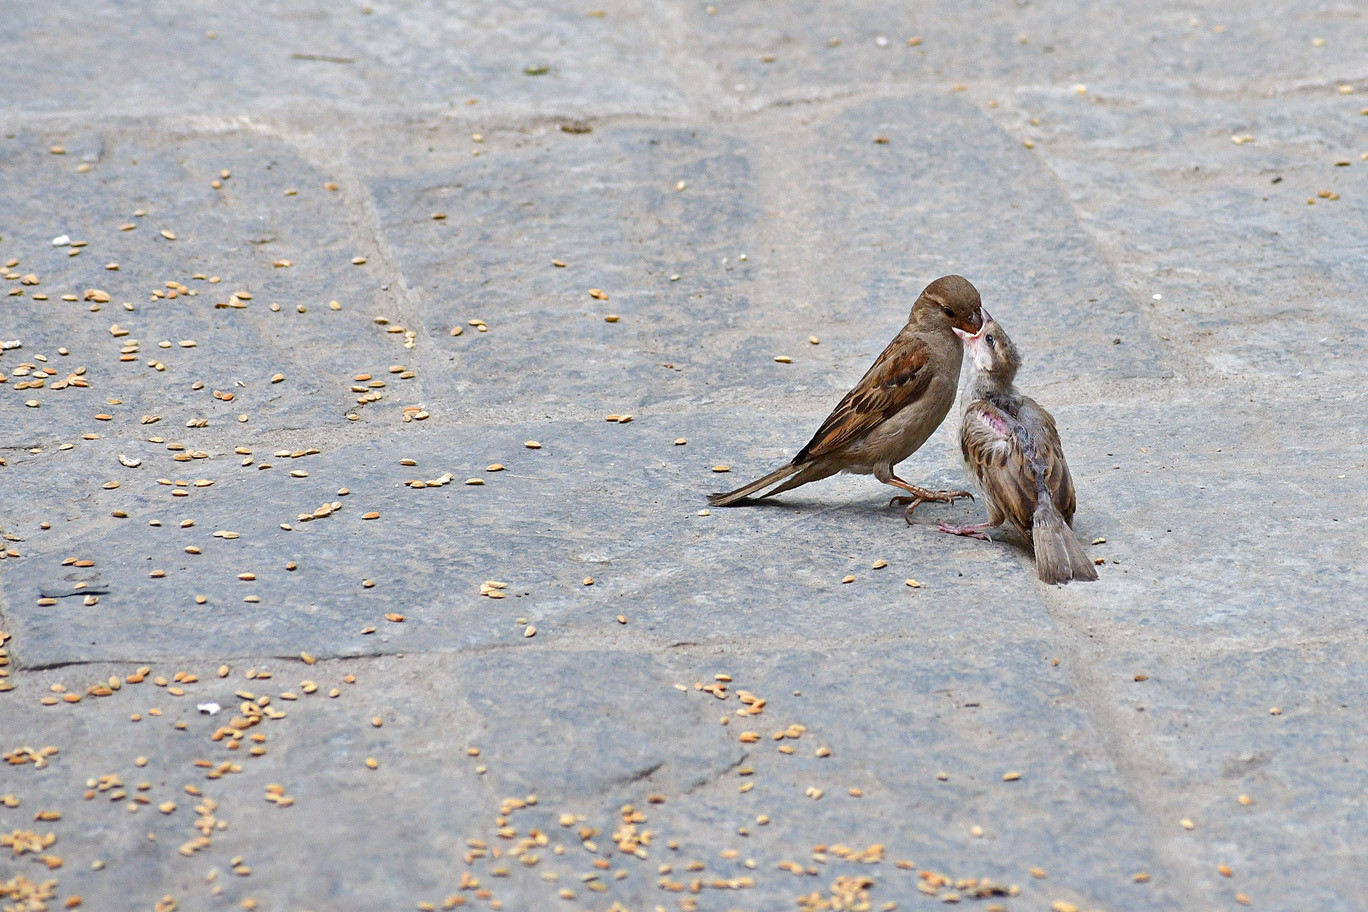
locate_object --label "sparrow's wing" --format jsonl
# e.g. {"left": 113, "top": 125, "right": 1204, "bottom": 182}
{"left": 1016, "top": 396, "right": 1076, "bottom": 525}
{"left": 795, "top": 334, "right": 933, "bottom": 462}
{"left": 961, "top": 400, "right": 1036, "bottom": 531}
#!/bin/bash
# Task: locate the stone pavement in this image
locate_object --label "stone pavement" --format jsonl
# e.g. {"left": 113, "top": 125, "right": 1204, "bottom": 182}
{"left": 1, "top": 3, "right": 1365, "bottom": 911}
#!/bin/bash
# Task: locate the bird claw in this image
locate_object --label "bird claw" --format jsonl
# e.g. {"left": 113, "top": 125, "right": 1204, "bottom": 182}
{"left": 890, "top": 489, "right": 973, "bottom": 524}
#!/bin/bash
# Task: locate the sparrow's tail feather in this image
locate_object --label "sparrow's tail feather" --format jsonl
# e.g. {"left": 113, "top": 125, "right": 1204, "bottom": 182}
{"left": 707, "top": 464, "right": 800, "bottom": 506}
{"left": 1031, "top": 499, "right": 1098, "bottom": 584}
{"left": 756, "top": 463, "right": 836, "bottom": 500}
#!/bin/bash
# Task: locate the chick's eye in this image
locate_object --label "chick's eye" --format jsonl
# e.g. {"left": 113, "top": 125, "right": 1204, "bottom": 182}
{"left": 985, "top": 334, "right": 995, "bottom": 345}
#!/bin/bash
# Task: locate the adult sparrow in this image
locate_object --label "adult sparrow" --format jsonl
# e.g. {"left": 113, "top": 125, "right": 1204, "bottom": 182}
{"left": 709, "top": 274, "right": 984, "bottom": 518}
{"left": 938, "top": 318, "right": 1098, "bottom": 584}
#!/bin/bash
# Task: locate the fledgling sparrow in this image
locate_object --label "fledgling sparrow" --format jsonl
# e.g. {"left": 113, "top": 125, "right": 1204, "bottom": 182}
{"left": 709, "top": 274, "right": 985, "bottom": 519}
{"left": 938, "top": 318, "right": 1098, "bottom": 584}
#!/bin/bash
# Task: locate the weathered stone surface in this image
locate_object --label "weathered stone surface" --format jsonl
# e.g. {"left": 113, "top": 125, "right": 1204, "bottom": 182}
{"left": 2, "top": 1, "right": 1366, "bottom": 910}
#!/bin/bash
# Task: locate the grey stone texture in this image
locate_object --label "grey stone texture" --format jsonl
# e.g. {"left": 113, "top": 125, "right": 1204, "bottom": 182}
{"left": 2, "top": 2, "right": 1365, "bottom": 911}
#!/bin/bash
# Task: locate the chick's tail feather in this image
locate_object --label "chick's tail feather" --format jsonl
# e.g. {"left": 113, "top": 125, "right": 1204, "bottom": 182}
{"left": 707, "top": 463, "right": 800, "bottom": 506}
{"left": 1031, "top": 497, "right": 1098, "bottom": 584}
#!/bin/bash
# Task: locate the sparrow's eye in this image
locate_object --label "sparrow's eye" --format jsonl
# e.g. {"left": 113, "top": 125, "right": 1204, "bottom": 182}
{"left": 985, "top": 333, "right": 995, "bottom": 345}
{"left": 940, "top": 305, "right": 954, "bottom": 319}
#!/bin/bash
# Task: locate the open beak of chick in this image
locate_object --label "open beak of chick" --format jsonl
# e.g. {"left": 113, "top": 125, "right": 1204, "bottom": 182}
{"left": 952, "top": 307, "right": 991, "bottom": 342}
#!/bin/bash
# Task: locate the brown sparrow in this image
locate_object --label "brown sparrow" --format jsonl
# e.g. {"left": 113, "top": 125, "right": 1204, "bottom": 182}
{"left": 938, "top": 318, "right": 1098, "bottom": 584}
{"left": 709, "top": 275, "right": 985, "bottom": 518}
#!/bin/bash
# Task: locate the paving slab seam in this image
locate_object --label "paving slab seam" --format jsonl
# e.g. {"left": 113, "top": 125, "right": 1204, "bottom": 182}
{"left": 8, "top": 626, "right": 1079, "bottom": 673}
{"left": 274, "top": 126, "right": 442, "bottom": 390}
{"left": 20, "top": 72, "right": 1366, "bottom": 140}
{"left": 1019, "top": 603, "right": 1206, "bottom": 901}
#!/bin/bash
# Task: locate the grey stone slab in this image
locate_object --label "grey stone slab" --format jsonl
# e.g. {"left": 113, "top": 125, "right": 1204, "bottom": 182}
{"left": 1068, "top": 640, "right": 1368, "bottom": 910}
{"left": 0, "top": 654, "right": 495, "bottom": 912}
{"left": 0, "top": 127, "right": 400, "bottom": 442}
{"left": 992, "top": 89, "right": 1368, "bottom": 382}
{"left": 668, "top": 1, "right": 1368, "bottom": 102}
{"left": 0, "top": 1, "right": 683, "bottom": 120}
{"left": 0, "top": 646, "right": 1180, "bottom": 911}
{"left": 0, "top": 409, "right": 1046, "bottom": 668}
{"left": 6, "top": 355, "right": 1357, "bottom": 668}
{"left": 1027, "top": 381, "right": 1368, "bottom": 646}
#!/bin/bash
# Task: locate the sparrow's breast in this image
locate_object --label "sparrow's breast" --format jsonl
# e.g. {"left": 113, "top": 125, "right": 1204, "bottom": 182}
{"left": 854, "top": 371, "right": 958, "bottom": 465}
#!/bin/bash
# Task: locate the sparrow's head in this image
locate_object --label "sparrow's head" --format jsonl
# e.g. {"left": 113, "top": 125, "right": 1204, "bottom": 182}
{"left": 955, "top": 318, "right": 1020, "bottom": 383}
{"left": 915, "top": 274, "right": 984, "bottom": 336}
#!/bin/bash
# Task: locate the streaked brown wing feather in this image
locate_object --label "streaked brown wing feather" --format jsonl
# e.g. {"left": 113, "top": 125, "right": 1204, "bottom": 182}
{"left": 962, "top": 402, "right": 1036, "bottom": 531}
{"left": 795, "top": 334, "right": 932, "bottom": 462}
{"left": 1018, "top": 397, "right": 1077, "bottom": 524}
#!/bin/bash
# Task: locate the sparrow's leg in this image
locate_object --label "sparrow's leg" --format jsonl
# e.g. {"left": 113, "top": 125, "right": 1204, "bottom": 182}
{"left": 936, "top": 520, "right": 995, "bottom": 541}
{"left": 884, "top": 474, "right": 973, "bottom": 524}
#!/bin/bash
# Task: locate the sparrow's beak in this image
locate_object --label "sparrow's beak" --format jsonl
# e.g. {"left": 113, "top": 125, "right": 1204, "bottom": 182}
{"left": 952, "top": 307, "right": 990, "bottom": 342}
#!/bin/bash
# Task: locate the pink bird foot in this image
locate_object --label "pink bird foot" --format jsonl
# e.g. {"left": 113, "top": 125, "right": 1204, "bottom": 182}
{"left": 937, "top": 520, "right": 994, "bottom": 541}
